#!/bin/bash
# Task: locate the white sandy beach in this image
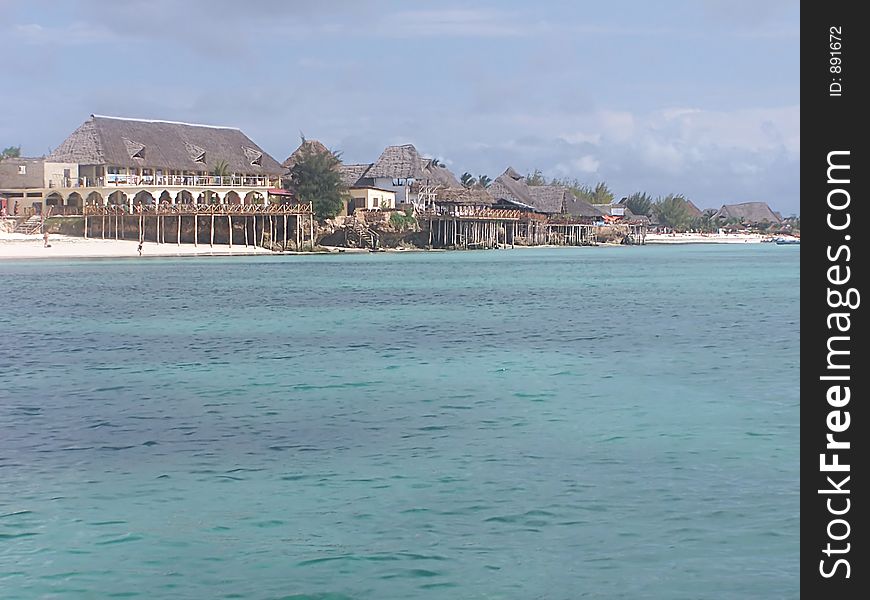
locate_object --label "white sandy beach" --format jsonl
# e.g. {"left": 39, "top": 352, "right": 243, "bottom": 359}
{"left": 0, "top": 232, "right": 273, "bottom": 259}
{"left": 644, "top": 232, "right": 768, "bottom": 244}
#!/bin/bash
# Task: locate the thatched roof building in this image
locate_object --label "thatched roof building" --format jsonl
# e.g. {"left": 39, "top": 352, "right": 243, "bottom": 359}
{"left": 365, "top": 144, "right": 425, "bottom": 180}
{"left": 48, "top": 115, "right": 283, "bottom": 175}
{"left": 338, "top": 163, "right": 373, "bottom": 188}
{"left": 489, "top": 167, "right": 603, "bottom": 218}
{"left": 713, "top": 201, "right": 782, "bottom": 224}
{"left": 685, "top": 199, "right": 703, "bottom": 219}
{"left": 282, "top": 139, "right": 331, "bottom": 169}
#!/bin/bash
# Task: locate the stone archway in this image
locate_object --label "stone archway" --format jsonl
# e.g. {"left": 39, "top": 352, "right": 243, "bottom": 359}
{"left": 45, "top": 193, "right": 64, "bottom": 207}
{"left": 107, "top": 191, "right": 127, "bottom": 206}
{"left": 66, "top": 192, "right": 84, "bottom": 209}
{"left": 226, "top": 191, "right": 241, "bottom": 205}
{"left": 133, "top": 190, "right": 155, "bottom": 206}
{"left": 86, "top": 191, "right": 104, "bottom": 206}
{"left": 176, "top": 190, "right": 194, "bottom": 205}
{"left": 244, "top": 191, "right": 264, "bottom": 205}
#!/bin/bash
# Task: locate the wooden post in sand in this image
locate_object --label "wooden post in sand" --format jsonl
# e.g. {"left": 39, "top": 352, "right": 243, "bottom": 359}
{"left": 83, "top": 210, "right": 88, "bottom": 239}
{"left": 309, "top": 206, "right": 315, "bottom": 250}
{"left": 101, "top": 211, "right": 105, "bottom": 239}
{"left": 210, "top": 212, "right": 215, "bottom": 247}
{"left": 177, "top": 214, "right": 181, "bottom": 245}
{"left": 193, "top": 215, "right": 198, "bottom": 247}
{"left": 228, "top": 214, "right": 233, "bottom": 248}
{"left": 283, "top": 214, "right": 287, "bottom": 251}
{"left": 244, "top": 216, "right": 249, "bottom": 247}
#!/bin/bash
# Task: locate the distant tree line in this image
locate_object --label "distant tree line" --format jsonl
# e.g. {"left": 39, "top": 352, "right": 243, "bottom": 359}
{"left": 1, "top": 146, "right": 21, "bottom": 160}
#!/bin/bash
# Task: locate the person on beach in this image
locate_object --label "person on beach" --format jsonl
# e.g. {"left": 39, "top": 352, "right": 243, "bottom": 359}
{"left": 138, "top": 241, "right": 143, "bottom": 256}
{"left": 43, "top": 230, "right": 50, "bottom": 247}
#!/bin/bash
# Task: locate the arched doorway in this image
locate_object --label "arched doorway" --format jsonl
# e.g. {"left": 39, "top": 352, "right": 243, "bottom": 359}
{"left": 226, "top": 191, "right": 241, "bottom": 205}
{"left": 107, "top": 191, "right": 128, "bottom": 206}
{"left": 133, "top": 190, "right": 155, "bottom": 206}
{"left": 66, "top": 192, "right": 84, "bottom": 210}
{"left": 86, "top": 191, "right": 104, "bottom": 206}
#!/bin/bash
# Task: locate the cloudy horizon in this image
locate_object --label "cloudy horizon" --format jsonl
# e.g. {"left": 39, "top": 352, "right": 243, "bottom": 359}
{"left": 1, "top": 0, "right": 799, "bottom": 214}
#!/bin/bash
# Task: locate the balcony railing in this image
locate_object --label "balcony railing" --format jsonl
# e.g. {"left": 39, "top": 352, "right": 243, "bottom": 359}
{"left": 47, "top": 175, "right": 273, "bottom": 189}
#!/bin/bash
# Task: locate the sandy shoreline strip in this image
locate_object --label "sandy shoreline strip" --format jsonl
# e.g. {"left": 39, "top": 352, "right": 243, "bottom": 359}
{"left": 1, "top": 233, "right": 273, "bottom": 260}
{"left": 644, "top": 233, "right": 768, "bottom": 244}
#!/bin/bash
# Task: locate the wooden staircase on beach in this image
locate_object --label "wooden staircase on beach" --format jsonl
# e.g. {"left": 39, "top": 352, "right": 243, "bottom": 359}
{"left": 15, "top": 215, "right": 43, "bottom": 235}
{"left": 345, "top": 218, "right": 380, "bottom": 250}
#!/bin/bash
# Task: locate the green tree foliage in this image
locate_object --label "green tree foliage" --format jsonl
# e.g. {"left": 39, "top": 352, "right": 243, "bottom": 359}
{"left": 653, "top": 194, "right": 693, "bottom": 231}
{"left": 288, "top": 138, "right": 347, "bottom": 220}
{"left": 1, "top": 146, "right": 21, "bottom": 160}
{"left": 212, "top": 159, "right": 230, "bottom": 177}
{"left": 624, "top": 192, "right": 653, "bottom": 216}
{"left": 477, "top": 174, "right": 492, "bottom": 188}
{"left": 525, "top": 169, "right": 546, "bottom": 186}
{"left": 460, "top": 172, "right": 477, "bottom": 188}
{"left": 589, "top": 182, "right": 614, "bottom": 205}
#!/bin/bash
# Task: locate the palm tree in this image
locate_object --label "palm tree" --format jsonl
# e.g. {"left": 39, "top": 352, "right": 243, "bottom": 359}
{"left": 212, "top": 159, "right": 230, "bottom": 180}
{"left": 460, "top": 172, "right": 477, "bottom": 188}
{"left": 477, "top": 174, "right": 492, "bottom": 188}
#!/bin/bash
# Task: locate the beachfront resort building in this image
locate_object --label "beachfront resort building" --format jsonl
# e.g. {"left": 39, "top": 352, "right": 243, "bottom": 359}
{"left": 712, "top": 202, "right": 782, "bottom": 226}
{"left": 489, "top": 167, "right": 604, "bottom": 222}
{"left": 0, "top": 115, "right": 284, "bottom": 215}
{"left": 337, "top": 144, "right": 477, "bottom": 210}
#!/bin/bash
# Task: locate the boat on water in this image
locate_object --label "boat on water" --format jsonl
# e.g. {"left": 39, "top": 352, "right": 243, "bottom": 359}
{"left": 775, "top": 237, "right": 800, "bottom": 245}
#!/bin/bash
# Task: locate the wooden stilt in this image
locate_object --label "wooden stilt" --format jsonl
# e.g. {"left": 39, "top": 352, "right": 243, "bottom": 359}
{"left": 194, "top": 215, "right": 198, "bottom": 247}
{"left": 309, "top": 209, "right": 314, "bottom": 250}
{"left": 261, "top": 215, "right": 266, "bottom": 247}
{"left": 177, "top": 214, "right": 181, "bottom": 245}
{"left": 210, "top": 212, "right": 215, "bottom": 247}
{"left": 244, "top": 216, "right": 249, "bottom": 247}
{"left": 283, "top": 214, "right": 287, "bottom": 251}
{"left": 228, "top": 215, "right": 233, "bottom": 248}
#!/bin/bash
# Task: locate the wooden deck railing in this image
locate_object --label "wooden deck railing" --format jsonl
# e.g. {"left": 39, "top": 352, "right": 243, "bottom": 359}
{"left": 81, "top": 202, "right": 313, "bottom": 216}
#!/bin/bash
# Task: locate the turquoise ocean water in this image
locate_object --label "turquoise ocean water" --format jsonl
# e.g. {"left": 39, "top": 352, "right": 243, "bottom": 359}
{"left": 1, "top": 245, "right": 799, "bottom": 599}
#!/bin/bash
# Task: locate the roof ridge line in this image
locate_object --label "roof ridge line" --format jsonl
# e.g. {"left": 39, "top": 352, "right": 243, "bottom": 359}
{"left": 91, "top": 114, "right": 240, "bottom": 131}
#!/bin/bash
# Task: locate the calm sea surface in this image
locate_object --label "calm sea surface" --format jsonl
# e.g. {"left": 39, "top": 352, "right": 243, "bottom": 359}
{"left": 0, "top": 245, "right": 799, "bottom": 599}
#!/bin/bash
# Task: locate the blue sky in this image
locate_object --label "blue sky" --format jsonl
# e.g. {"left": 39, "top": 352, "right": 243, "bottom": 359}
{"left": 1, "top": 0, "right": 799, "bottom": 214}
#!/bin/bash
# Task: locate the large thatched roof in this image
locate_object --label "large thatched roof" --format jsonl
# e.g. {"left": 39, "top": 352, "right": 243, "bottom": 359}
{"left": 282, "top": 138, "right": 331, "bottom": 169}
{"left": 338, "top": 163, "right": 373, "bottom": 188}
{"left": 489, "top": 167, "right": 604, "bottom": 217}
{"left": 365, "top": 144, "right": 425, "bottom": 179}
{"left": 685, "top": 199, "right": 703, "bottom": 219}
{"left": 47, "top": 115, "right": 283, "bottom": 175}
{"left": 713, "top": 201, "right": 781, "bottom": 224}
{"left": 418, "top": 159, "right": 462, "bottom": 188}
{"left": 489, "top": 167, "right": 536, "bottom": 207}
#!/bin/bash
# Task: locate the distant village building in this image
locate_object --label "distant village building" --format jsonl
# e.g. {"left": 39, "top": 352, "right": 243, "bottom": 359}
{"left": 712, "top": 202, "right": 782, "bottom": 226}
{"left": 0, "top": 115, "right": 284, "bottom": 215}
